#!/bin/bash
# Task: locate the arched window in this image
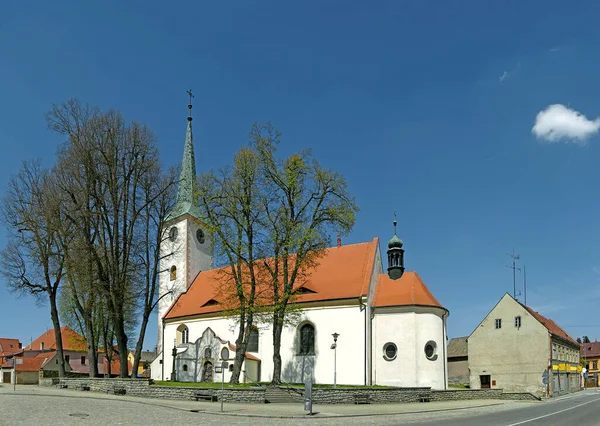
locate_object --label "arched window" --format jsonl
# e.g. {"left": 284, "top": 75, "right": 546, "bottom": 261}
{"left": 299, "top": 323, "right": 315, "bottom": 355}
{"left": 247, "top": 327, "right": 259, "bottom": 352}
{"left": 182, "top": 364, "right": 188, "bottom": 372}
{"left": 176, "top": 324, "right": 189, "bottom": 345}
{"left": 204, "top": 348, "right": 212, "bottom": 359}
{"left": 170, "top": 265, "right": 177, "bottom": 281}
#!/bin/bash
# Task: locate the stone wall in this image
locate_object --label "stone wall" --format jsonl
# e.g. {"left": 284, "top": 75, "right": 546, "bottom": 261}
{"left": 431, "top": 389, "right": 503, "bottom": 401}
{"left": 311, "top": 387, "right": 428, "bottom": 404}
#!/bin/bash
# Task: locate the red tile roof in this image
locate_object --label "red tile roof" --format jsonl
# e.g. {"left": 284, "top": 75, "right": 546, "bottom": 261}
{"left": 165, "top": 239, "right": 379, "bottom": 319}
{"left": 581, "top": 342, "right": 600, "bottom": 358}
{"left": 15, "top": 353, "right": 48, "bottom": 372}
{"left": 0, "top": 338, "right": 21, "bottom": 357}
{"left": 373, "top": 272, "right": 445, "bottom": 309}
{"left": 25, "top": 326, "right": 87, "bottom": 352}
{"left": 522, "top": 305, "right": 579, "bottom": 346}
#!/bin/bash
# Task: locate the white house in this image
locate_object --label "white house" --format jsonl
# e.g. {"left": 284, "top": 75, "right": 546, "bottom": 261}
{"left": 151, "top": 103, "right": 449, "bottom": 388}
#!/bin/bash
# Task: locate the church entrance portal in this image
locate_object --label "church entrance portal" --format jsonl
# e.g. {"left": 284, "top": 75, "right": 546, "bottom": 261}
{"left": 202, "top": 361, "right": 213, "bottom": 382}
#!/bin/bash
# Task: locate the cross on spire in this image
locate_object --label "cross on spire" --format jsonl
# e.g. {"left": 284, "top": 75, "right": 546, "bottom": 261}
{"left": 186, "top": 89, "right": 194, "bottom": 121}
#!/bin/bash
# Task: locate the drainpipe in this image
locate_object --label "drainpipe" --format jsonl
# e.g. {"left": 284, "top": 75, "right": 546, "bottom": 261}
{"left": 442, "top": 311, "right": 448, "bottom": 390}
{"left": 161, "top": 320, "right": 166, "bottom": 381}
{"left": 362, "top": 298, "right": 367, "bottom": 386}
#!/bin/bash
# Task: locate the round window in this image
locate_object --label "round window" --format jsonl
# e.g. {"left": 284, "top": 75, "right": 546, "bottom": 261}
{"left": 383, "top": 342, "right": 397, "bottom": 361}
{"left": 169, "top": 227, "right": 178, "bottom": 242}
{"left": 196, "top": 228, "right": 205, "bottom": 244}
{"left": 424, "top": 341, "right": 437, "bottom": 360}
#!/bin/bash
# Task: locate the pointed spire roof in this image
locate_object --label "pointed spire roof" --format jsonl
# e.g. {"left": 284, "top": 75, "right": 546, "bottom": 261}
{"left": 166, "top": 92, "right": 203, "bottom": 222}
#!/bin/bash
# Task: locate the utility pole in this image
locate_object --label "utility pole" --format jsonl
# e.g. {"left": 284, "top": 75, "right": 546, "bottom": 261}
{"left": 506, "top": 251, "right": 521, "bottom": 299}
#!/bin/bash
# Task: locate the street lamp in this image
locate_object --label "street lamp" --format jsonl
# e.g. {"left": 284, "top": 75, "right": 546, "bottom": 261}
{"left": 170, "top": 339, "right": 177, "bottom": 382}
{"left": 331, "top": 333, "right": 339, "bottom": 388}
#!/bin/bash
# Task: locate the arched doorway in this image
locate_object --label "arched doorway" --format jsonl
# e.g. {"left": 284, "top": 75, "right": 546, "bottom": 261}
{"left": 202, "top": 361, "right": 213, "bottom": 382}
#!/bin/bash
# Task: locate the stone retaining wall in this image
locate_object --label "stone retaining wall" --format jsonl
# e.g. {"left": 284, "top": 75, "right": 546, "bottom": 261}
{"left": 40, "top": 378, "right": 540, "bottom": 404}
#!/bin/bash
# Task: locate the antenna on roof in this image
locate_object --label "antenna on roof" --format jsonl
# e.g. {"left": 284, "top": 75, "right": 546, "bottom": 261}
{"left": 506, "top": 249, "right": 521, "bottom": 300}
{"left": 523, "top": 265, "right": 527, "bottom": 306}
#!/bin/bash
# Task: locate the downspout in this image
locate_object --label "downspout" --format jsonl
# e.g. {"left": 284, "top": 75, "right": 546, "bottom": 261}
{"left": 548, "top": 333, "right": 552, "bottom": 397}
{"left": 362, "top": 298, "right": 367, "bottom": 386}
{"left": 442, "top": 312, "right": 448, "bottom": 390}
{"left": 161, "top": 320, "right": 166, "bottom": 381}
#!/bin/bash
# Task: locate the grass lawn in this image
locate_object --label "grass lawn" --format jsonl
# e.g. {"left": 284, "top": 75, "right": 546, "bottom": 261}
{"left": 448, "top": 383, "right": 470, "bottom": 389}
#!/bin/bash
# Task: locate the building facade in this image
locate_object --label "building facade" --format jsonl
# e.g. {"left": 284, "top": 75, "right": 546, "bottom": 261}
{"left": 469, "top": 293, "right": 580, "bottom": 397}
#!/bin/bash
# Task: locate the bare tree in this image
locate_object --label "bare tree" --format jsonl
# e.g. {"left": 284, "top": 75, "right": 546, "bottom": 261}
{"left": 0, "top": 160, "right": 68, "bottom": 377}
{"left": 47, "top": 98, "right": 173, "bottom": 377}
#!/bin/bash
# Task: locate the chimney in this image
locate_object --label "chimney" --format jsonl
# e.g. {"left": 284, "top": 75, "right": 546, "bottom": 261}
{"left": 337, "top": 232, "right": 341, "bottom": 248}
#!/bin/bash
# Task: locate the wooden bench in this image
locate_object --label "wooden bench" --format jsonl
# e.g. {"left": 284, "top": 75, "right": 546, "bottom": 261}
{"left": 195, "top": 392, "right": 218, "bottom": 402}
{"left": 109, "top": 385, "right": 126, "bottom": 395}
{"left": 354, "top": 394, "right": 370, "bottom": 404}
{"left": 76, "top": 383, "right": 90, "bottom": 391}
{"left": 418, "top": 394, "right": 431, "bottom": 403}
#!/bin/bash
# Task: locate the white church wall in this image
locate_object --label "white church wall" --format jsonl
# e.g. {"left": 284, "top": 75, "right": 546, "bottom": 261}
{"left": 373, "top": 307, "right": 446, "bottom": 389}
{"left": 155, "top": 303, "right": 367, "bottom": 385}
{"left": 185, "top": 220, "right": 213, "bottom": 285}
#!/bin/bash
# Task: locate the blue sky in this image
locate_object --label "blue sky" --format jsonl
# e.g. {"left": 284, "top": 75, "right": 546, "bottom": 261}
{"left": 2, "top": 1, "right": 600, "bottom": 350}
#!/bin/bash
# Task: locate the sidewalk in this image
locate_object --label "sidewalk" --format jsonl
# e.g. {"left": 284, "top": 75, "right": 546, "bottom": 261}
{"left": 0, "top": 384, "right": 525, "bottom": 419}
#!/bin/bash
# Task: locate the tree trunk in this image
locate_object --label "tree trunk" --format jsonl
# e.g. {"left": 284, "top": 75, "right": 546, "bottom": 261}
{"left": 271, "top": 318, "right": 284, "bottom": 385}
{"left": 84, "top": 317, "right": 98, "bottom": 377}
{"left": 113, "top": 316, "right": 129, "bottom": 378}
{"left": 49, "top": 293, "right": 66, "bottom": 377}
{"left": 230, "top": 317, "right": 248, "bottom": 384}
{"left": 131, "top": 308, "right": 151, "bottom": 378}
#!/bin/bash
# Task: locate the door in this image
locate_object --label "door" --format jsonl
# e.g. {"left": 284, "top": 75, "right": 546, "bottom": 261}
{"left": 480, "top": 374, "right": 491, "bottom": 389}
{"left": 2, "top": 372, "right": 11, "bottom": 383}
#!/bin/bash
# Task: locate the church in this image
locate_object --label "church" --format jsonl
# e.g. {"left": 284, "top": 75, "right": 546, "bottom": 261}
{"left": 150, "top": 103, "right": 449, "bottom": 389}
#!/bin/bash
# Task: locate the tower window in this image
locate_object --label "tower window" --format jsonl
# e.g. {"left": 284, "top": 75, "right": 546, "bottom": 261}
{"left": 495, "top": 319, "right": 502, "bottom": 329}
{"left": 196, "top": 228, "right": 205, "bottom": 244}
{"left": 169, "top": 227, "right": 178, "bottom": 242}
{"left": 183, "top": 364, "right": 188, "bottom": 372}
{"left": 170, "top": 265, "right": 177, "bottom": 281}
{"left": 424, "top": 341, "right": 437, "bottom": 360}
{"left": 298, "top": 323, "right": 315, "bottom": 355}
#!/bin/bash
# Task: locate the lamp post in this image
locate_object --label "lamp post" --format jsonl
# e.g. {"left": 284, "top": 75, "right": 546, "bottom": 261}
{"left": 331, "top": 333, "right": 339, "bottom": 388}
{"left": 170, "top": 339, "right": 177, "bottom": 382}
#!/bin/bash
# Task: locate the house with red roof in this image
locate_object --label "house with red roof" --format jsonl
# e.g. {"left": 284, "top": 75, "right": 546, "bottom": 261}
{"left": 468, "top": 293, "right": 581, "bottom": 397}
{"left": 0, "top": 338, "right": 22, "bottom": 383}
{"left": 151, "top": 110, "right": 449, "bottom": 388}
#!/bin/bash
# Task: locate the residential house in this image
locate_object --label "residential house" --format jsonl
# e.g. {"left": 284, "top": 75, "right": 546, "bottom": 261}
{"left": 581, "top": 341, "right": 600, "bottom": 387}
{"left": 447, "top": 336, "right": 469, "bottom": 385}
{"left": 469, "top": 293, "right": 580, "bottom": 397}
{"left": 128, "top": 350, "right": 156, "bottom": 378}
{"left": 0, "top": 338, "right": 22, "bottom": 384}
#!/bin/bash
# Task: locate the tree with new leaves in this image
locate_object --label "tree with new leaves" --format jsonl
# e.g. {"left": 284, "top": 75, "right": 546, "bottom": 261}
{"left": 198, "top": 147, "right": 269, "bottom": 384}
{"left": 252, "top": 123, "right": 358, "bottom": 384}
{"left": 0, "top": 160, "right": 68, "bottom": 377}
{"left": 47, "top": 98, "right": 175, "bottom": 377}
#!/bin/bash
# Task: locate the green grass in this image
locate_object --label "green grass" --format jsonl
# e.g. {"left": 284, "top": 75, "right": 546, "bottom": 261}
{"left": 448, "top": 383, "right": 470, "bottom": 389}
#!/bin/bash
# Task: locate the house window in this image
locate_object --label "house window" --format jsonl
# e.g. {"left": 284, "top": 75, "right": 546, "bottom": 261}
{"left": 383, "top": 343, "right": 397, "bottom": 361}
{"left": 176, "top": 324, "right": 189, "bottom": 345}
{"left": 552, "top": 343, "right": 556, "bottom": 359}
{"left": 298, "top": 323, "right": 315, "bottom": 355}
{"left": 65, "top": 355, "right": 70, "bottom": 363}
{"left": 593, "top": 361, "right": 598, "bottom": 370}
{"left": 9, "top": 344, "right": 13, "bottom": 349}
{"left": 495, "top": 319, "right": 502, "bottom": 329}
{"left": 424, "top": 341, "right": 438, "bottom": 360}
{"left": 514, "top": 316, "right": 521, "bottom": 328}
{"left": 40, "top": 343, "right": 44, "bottom": 350}
{"left": 170, "top": 265, "right": 177, "bottom": 281}
{"left": 81, "top": 356, "right": 86, "bottom": 365}
{"left": 247, "top": 327, "right": 259, "bottom": 352}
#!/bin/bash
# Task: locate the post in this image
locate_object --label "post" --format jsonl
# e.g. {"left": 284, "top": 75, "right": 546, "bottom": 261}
{"left": 170, "top": 340, "right": 177, "bottom": 382}
{"left": 221, "top": 363, "right": 225, "bottom": 413}
{"left": 332, "top": 332, "right": 339, "bottom": 388}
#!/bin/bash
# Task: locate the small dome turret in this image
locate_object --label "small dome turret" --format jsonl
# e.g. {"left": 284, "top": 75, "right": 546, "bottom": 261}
{"left": 387, "top": 217, "right": 405, "bottom": 280}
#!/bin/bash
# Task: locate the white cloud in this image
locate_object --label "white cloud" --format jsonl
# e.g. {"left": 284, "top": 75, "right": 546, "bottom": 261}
{"left": 499, "top": 71, "right": 508, "bottom": 82}
{"left": 532, "top": 104, "right": 600, "bottom": 143}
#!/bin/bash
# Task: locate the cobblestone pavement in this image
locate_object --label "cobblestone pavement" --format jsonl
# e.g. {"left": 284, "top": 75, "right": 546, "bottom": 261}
{"left": 0, "top": 384, "right": 537, "bottom": 426}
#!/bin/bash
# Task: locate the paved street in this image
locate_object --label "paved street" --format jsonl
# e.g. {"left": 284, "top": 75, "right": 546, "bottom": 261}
{"left": 1, "top": 384, "right": 599, "bottom": 425}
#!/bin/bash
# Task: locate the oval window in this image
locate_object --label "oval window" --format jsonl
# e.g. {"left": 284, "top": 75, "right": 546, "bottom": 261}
{"left": 196, "top": 228, "right": 205, "bottom": 244}
{"left": 169, "top": 227, "right": 178, "bottom": 242}
{"left": 425, "top": 341, "right": 437, "bottom": 360}
{"left": 383, "top": 342, "right": 397, "bottom": 361}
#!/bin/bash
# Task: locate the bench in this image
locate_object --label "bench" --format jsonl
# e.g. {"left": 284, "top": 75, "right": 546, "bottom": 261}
{"left": 76, "top": 383, "right": 90, "bottom": 391}
{"left": 418, "top": 394, "right": 431, "bottom": 403}
{"left": 109, "top": 385, "right": 126, "bottom": 395}
{"left": 354, "top": 394, "right": 370, "bottom": 404}
{"left": 195, "top": 392, "right": 218, "bottom": 402}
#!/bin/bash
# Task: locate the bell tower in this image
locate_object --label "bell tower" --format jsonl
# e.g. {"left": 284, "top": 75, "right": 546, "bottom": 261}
{"left": 387, "top": 215, "right": 405, "bottom": 280}
{"left": 157, "top": 91, "right": 213, "bottom": 355}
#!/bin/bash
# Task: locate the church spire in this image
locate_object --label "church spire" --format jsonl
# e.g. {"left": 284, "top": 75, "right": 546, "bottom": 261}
{"left": 165, "top": 90, "right": 202, "bottom": 221}
{"left": 387, "top": 212, "right": 405, "bottom": 280}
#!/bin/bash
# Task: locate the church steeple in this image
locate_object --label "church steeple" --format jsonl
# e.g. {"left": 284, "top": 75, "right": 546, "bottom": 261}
{"left": 166, "top": 90, "right": 202, "bottom": 221}
{"left": 387, "top": 214, "right": 405, "bottom": 280}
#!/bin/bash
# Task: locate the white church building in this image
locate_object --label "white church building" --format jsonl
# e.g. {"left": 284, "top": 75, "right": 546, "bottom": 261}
{"left": 151, "top": 102, "right": 449, "bottom": 389}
